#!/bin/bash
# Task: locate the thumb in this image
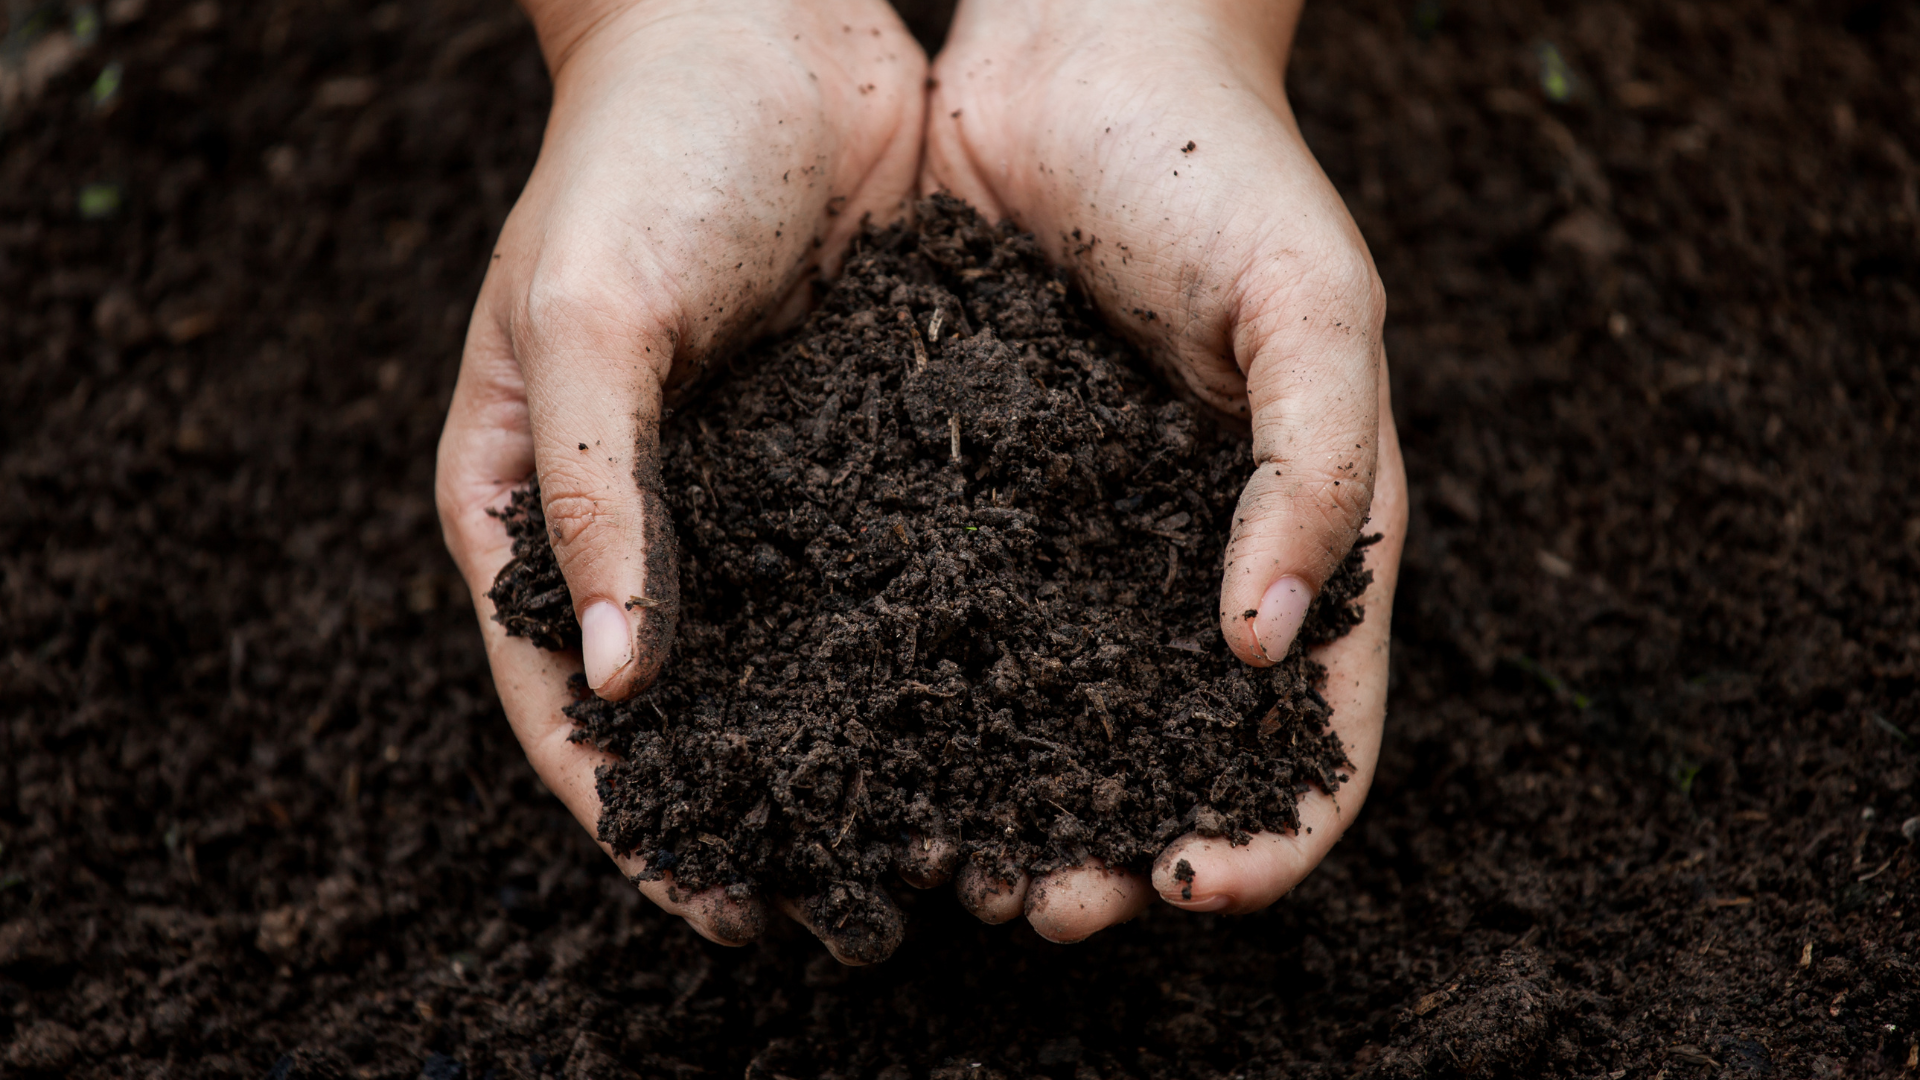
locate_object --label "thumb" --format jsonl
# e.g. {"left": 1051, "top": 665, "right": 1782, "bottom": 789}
{"left": 518, "top": 299, "right": 680, "bottom": 702}
{"left": 1218, "top": 265, "right": 1384, "bottom": 667}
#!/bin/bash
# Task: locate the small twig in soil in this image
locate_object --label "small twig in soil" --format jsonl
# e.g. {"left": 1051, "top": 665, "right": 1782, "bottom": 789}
{"left": 833, "top": 771, "right": 866, "bottom": 848}
{"left": 1012, "top": 733, "right": 1071, "bottom": 755}
{"left": 949, "top": 415, "right": 961, "bottom": 462}
{"left": 1084, "top": 685, "right": 1114, "bottom": 740}
{"left": 1071, "top": 388, "right": 1104, "bottom": 437}
{"left": 901, "top": 309, "right": 930, "bottom": 370}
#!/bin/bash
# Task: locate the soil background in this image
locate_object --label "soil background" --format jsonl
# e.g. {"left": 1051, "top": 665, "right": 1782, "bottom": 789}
{"left": 1, "top": 1, "right": 1915, "bottom": 1078}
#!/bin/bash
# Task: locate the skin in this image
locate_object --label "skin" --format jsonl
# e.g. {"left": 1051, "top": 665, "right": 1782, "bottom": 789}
{"left": 435, "top": 0, "right": 928, "bottom": 959}
{"left": 436, "top": 0, "right": 1407, "bottom": 959}
{"left": 921, "top": 0, "right": 1408, "bottom": 944}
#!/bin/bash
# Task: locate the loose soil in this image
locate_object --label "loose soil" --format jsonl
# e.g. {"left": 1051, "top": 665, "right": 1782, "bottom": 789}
{"left": 1, "top": 0, "right": 1916, "bottom": 1078}
{"left": 487, "top": 195, "right": 1372, "bottom": 959}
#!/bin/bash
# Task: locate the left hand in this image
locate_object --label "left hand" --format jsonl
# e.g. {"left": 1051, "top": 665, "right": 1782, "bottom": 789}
{"left": 435, "top": 0, "right": 928, "bottom": 962}
{"left": 920, "top": 0, "right": 1410, "bottom": 942}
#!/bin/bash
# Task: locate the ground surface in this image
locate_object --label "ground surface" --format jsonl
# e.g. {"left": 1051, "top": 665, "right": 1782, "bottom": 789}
{"left": 1, "top": 0, "right": 1915, "bottom": 1077}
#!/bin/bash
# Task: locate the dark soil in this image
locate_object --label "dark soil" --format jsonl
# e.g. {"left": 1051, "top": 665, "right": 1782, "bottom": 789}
{"left": 487, "top": 195, "right": 1370, "bottom": 956}
{"left": 1, "top": 0, "right": 1916, "bottom": 1078}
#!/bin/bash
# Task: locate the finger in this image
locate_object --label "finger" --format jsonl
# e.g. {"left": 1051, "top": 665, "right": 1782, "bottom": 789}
{"left": 477, "top": 593, "right": 768, "bottom": 945}
{"left": 919, "top": 104, "right": 1009, "bottom": 221}
{"left": 918, "top": 0, "right": 1015, "bottom": 219}
{"left": 954, "top": 858, "right": 1029, "bottom": 924}
{"left": 510, "top": 265, "right": 680, "bottom": 702}
{"left": 1023, "top": 858, "right": 1153, "bottom": 943}
{"left": 1161, "top": 374, "right": 1406, "bottom": 912}
{"left": 437, "top": 315, "right": 766, "bottom": 947}
{"left": 436, "top": 294, "right": 535, "bottom": 592}
{"left": 896, "top": 833, "right": 959, "bottom": 889}
{"left": 776, "top": 892, "right": 906, "bottom": 966}
{"left": 1217, "top": 240, "right": 1386, "bottom": 667}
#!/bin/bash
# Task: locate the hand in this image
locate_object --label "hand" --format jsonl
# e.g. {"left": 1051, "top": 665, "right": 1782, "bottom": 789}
{"left": 435, "top": 0, "right": 925, "bottom": 959}
{"left": 921, "top": 0, "right": 1409, "bottom": 941}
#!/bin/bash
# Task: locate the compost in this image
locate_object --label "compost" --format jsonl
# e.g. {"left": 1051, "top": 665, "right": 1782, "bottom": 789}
{"left": 487, "top": 195, "right": 1371, "bottom": 957}
{"left": 1, "top": 0, "right": 1915, "bottom": 1078}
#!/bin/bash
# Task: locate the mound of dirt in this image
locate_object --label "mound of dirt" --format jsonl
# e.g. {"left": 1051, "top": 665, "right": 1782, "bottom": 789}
{"left": 489, "top": 195, "right": 1373, "bottom": 957}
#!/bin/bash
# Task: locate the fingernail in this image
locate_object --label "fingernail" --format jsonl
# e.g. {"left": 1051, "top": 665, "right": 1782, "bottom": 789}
{"left": 1170, "top": 893, "right": 1231, "bottom": 913}
{"left": 580, "top": 600, "right": 632, "bottom": 691}
{"left": 1254, "top": 575, "right": 1313, "bottom": 662}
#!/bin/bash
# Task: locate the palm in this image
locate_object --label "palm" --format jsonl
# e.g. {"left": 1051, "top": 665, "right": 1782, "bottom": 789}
{"left": 917, "top": 0, "right": 1408, "bottom": 938}
{"left": 439, "top": 0, "right": 928, "bottom": 960}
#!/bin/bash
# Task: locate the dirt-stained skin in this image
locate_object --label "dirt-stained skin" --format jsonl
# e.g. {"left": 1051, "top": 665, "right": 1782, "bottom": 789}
{"left": 625, "top": 424, "right": 681, "bottom": 689}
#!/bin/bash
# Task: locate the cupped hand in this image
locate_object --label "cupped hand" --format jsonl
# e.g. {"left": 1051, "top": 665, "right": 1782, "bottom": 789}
{"left": 435, "top": 0, "right": 925, "bottom": 961}
{"left": 921, "top": 0, "right": 1409, "bottom": 942}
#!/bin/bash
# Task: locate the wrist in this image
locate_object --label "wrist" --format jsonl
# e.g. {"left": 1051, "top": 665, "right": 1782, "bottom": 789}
{"left": 952, "top": 0, "right": 1301, "bottom": 71}
{"left": 522, "top": 0, "right": 908, "bottom": 85}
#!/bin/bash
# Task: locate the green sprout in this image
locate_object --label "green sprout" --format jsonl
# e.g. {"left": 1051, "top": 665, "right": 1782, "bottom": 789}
{"left": 1676, "top": 762, "right": 1702, "bottom": 796}
{"left": 1536, "top": 42, "right": 1577, "bottom": 103}
{"left": 6, "top": 6, "right": 57, "bottom": 49}
{"left": 72, "top": 5, "right": 101, "bottom": 46}
{"left": 90, "top": 60, "right": 121, "bottom": 108}
{"left": 78, "top": 181, "right": 121, "bottom": 220}
{"left": 1506, "top": 654, "right": 1592, "bottom": 709}
{"left": 1873, "top": 712, "right": 1913, "bottom": 747}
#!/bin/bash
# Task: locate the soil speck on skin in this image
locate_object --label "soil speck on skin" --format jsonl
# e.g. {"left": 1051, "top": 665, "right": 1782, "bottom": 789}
{"left": 1174, "top": 857, "right": 1197, "bottom": 900}
{"left": 490, "top": 196, "right": 1373, "bottom": 953}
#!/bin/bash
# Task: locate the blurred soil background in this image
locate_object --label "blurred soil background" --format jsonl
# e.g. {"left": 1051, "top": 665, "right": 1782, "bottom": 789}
{"left": 0, "top": 0, "right": 1915, "bottom": 1077}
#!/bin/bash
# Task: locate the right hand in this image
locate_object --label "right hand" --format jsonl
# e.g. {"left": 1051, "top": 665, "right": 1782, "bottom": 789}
{"left": 434, "top": 0, "right": 924, "bottom": 959}
{"left": 920, "top": 0, "right": 1407, "bottom": 943}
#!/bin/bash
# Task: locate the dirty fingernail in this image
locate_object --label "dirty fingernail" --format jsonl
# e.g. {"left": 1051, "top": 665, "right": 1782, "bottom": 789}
{"left": 1254, "top": 575, "right": 1313, "bottom": 662}
{"left": 581, "top": 600, "right": 632, "bottom": 691}
{"left": 1169, "top": 893, "right": 1231, "bottom": 913}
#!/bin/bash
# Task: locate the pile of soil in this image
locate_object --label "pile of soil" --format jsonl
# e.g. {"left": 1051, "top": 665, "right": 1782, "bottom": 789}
{"left": 1, "top": 0, "right": 1915, "bottom": 1078}
{"left": 487, "top": 195, "right": 1371, "bottom": 954}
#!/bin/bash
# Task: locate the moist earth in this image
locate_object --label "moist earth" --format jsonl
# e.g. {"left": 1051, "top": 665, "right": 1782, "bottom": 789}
{"left": 486, "top": 195, "right": 1372, "bottom": 959}
{"left": 0, "top": 0, "right": 1916, "bottom": 1078}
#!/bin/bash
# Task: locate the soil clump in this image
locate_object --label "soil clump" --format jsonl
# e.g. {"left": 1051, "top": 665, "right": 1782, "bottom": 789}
{"left": 488, "top": 196, "right": 1372, "bottom": 957}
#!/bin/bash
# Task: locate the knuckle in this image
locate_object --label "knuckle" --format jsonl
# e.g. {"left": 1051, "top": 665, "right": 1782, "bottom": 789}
{"left": 431, "top": 448, "right": 460, "bottom": 516}
{"left": 524, "top": 258, "right": 624, "bottom": 328}
{"left": 1251, "top": 235, "right": 1385, "bottom": 337}
{"left": 1228, "top": 458, "right": 1378, "bottom": 573}
{"left": 519, "top": 255, "right": 677, "bottom": 383}
{"left": 1334, "top": 249, "right": 1387, "bottom": 332}
{"left": 539, "top": 475, "right": 629, "bottom": 566}
{"left": 431, "top": 475, "right": 468, "bottom": 540}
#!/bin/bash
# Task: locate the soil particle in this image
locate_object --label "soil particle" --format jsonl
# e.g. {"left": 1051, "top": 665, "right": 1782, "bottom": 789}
{"left": 1373, "top": 947, "right": 1567, "bottom": 1079}
{"left": 264, "top": 1049, "right": 353, "bottom": 1080}
{"left": 490, "top": 196, "right": 1373, "bottom": 951}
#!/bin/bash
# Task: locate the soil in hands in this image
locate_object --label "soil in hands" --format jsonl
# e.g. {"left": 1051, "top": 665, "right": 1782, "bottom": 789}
{"left": 488, "top": 195, "right": 1373, "bottom": 959}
